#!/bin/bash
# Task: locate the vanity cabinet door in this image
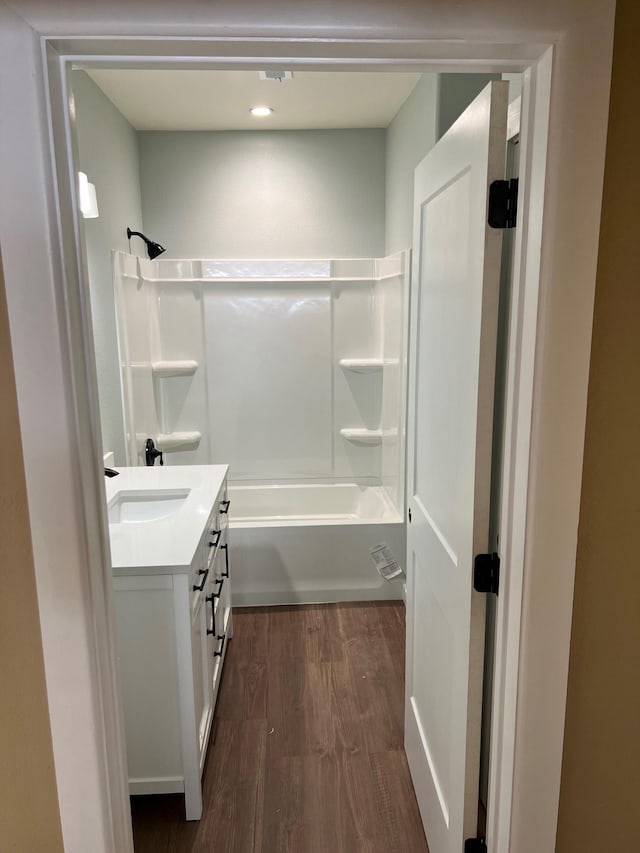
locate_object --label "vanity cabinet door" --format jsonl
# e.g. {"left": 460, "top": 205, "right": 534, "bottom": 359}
{"left": 191, "top": 590, "right": 212, "bottom": 773}
{"left": 113, "top": 575, "right": 182, "bottom": 789}
{"left": 205, "top": 540, "right": 229, "bottom": 705}
{"left": 217, "top": 533, "right": 233, "bottom": 642}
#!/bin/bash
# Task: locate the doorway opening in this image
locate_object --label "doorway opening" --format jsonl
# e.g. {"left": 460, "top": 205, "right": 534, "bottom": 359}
{"left": 35, "top": 30, "right": 560, "bottom": 848}
{"left": 70, "top": 64, "right": 523, "bottom": 851}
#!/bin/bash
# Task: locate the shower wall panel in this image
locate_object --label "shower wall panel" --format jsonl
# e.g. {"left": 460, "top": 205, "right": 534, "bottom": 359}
{"left": 203, "top": 284, "right": 333, "bottom": 478}
{"left": 154, "top": 283, "right": 209, "bottom": 464}
{"left": 114, "top": 252, "right": 158, "bottom": 465}
{"left": 376, "top": 254, "right": 410, "bottom": 512}
{"left": 332, "top": 281, "right": 381, "bottom": 481}
{"left": 114, "top": 252, "right": 409, "bottom": 502}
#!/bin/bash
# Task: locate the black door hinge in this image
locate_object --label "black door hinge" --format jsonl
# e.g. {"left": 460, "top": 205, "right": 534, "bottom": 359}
{"left": 473, "top": 553, "right": 500, "bottom": 595}
{"left": 488, "top": 178, "right": 518, "bottom": 228}
{"left": 465, "top": 838, "right": 487, "bottom": 853}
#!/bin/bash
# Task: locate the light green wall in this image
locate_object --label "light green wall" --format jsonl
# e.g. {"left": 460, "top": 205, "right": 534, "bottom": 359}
{"left": 503, "top": 72, "right": 523, "bottom": 103}
{"left": 384, "top": 74, "right": 438, "bottom": 255}
{"left": 138, "top": 129, "right": 386, "bottom": 259}
{"left": 74, "top": 72, "right": 519, "bottom": 462}
{"left": 384, "top": 73, "right": 509, "bottom": 256}
{"left": 73, "top": 70, "right": 144, "bottom": 465}
{"left": 436, "top": 73, "right": 500, "bottom": 139}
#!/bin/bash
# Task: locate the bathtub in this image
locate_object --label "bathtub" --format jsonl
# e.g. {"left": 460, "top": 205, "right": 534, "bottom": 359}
{"left": 228, "top": 483, "right": 405, "bottom": 605}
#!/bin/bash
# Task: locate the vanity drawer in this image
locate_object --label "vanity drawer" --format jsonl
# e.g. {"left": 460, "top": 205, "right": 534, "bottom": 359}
{"left": 190, "top": 550, "right": 208, "bottom": 611}
{"left": 214, "top": 575, "right": 231, "bottom": 638}
{"left": 191, "top": 506, "right": 223, "bottom": 607}
{"left": 210, "top": 534, "right": 231, "bottom": 631}
{"left": 191, "top": 536, "right": 215, "bottom": 611}
{"left": 216, "top": 529, "right": 230, "bottom": 579}
{"left": 206, "top": 593, "right": 231, "bottom": 701}
{"left": 206, "top": 575, "right": 226, "bottom": 638}
{"left": 216, "top": 484, "right": 231, "bottom": 532}
{"left": 206, "top": 496, "right": 224, "bottom": 566}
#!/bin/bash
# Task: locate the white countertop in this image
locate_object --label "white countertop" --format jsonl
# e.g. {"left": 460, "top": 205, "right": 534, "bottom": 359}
{"left": 106, "top": 465, "right": 228, "bottom": 575}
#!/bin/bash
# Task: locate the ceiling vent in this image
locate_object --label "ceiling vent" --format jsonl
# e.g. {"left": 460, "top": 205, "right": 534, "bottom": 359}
{"left": 258, "top": 70, "right": 294, "bottom": 82}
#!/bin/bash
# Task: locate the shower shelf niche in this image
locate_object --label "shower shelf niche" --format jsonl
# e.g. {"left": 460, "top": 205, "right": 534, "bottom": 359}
{"left": 155, "top": 431, "right": 202, "bottom": 452}
{"left": 114, "top": 250, "right": 409, "bottom": 486}
{"left": 339, "top": 358, "right": 383, "bottom": 373}
{"left": 339, "top": 358, "right": 400, "bottom": 373}
{"left": 151, "top": 360, "right": 199, "bottom": 378}
{"left": 340, "top": 428, "right": 398, "bottom": 446}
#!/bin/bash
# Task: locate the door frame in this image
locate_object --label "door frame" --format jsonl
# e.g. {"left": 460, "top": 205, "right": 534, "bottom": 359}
{"left": 39, "top": 45, "right": 551, "bottom": 850}
{"left": 0, "top": 7, "right": 614, "bottom": 852}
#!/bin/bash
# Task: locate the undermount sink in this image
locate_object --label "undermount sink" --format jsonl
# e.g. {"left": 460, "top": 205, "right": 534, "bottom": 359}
{"left": 108, "top": 489, "right": 191, "bottom": 524}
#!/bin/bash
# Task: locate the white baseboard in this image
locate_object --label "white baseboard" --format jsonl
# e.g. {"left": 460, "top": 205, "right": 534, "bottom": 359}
{"left": 129, "top": 776, "right": 184, "bottom": 796}
{"left": 232, "top": 584, "right": 403, "bottom": 607}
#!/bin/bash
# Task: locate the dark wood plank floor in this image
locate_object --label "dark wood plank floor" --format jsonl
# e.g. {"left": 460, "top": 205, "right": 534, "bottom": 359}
{"left": 131, "top": 602, "right": 429, "bottom": 853}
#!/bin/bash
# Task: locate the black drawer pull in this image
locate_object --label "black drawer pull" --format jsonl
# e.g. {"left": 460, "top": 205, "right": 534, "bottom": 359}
{"left": 219, "top": 499, "right": 231, "bottom": 514}
{"left": 221, "top": 543, "right": 229, "bottom": 578}
{"left": 214, "top": 634, "right": 226, "bottom": 657}
{"left": 208, "top": 529, "right": 221, "bottom": 548}
{"left": 205, "top": 589, "right": 216, "bottom": 634}
{"left": 206, "top": 578, "right": 224, "bottom": 602}
{"left": 192, "top": 568, "right": 208, "bottom": 592}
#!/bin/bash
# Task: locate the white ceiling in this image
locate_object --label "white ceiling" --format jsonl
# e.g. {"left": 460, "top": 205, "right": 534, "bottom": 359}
{"left": 84, "top": 69, "right": 422, "bottom": 131}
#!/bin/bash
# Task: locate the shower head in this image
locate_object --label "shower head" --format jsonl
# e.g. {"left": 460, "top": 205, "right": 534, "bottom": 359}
{"left": 126, "top": 227, "right": 166, "bottom": 260}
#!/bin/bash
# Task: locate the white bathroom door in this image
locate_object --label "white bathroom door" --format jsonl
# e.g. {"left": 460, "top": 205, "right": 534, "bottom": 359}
{"left": 405, "top": 81, "right": 508, "bottom": 853}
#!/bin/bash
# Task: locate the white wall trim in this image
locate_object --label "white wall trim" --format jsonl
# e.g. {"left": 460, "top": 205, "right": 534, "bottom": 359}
{"left": 43, "top": 42, "right": 135, "bottom": 851}
{"left": 0, "top": 6, "right": 614, "bottom": 852}
{"left": 487, "top": 53, "right": 551, "bottom": 853}
{"left": 129, "top": 777, "right": 185, "bottom": 795}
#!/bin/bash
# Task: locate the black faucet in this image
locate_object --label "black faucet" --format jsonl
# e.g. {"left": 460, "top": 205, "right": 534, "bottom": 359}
{"left": 104, "top": 467, "right": 120, "bottom": 477}
{"left": 145, "top": 438, "right": 164, "bottom": 467}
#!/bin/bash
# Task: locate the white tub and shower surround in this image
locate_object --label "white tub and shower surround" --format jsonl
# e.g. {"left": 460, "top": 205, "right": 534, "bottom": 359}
{"left": 376, "top": 255, "right": 410, "bottom": 511}
{"left": 113, "top": 252, "right": 159, "bottom": 467}
{"left": 113, "top": 252, "right": 409, "bottom": 603}
{"left": 204, "top": 281, "right": 334, "bottom": 479}
{"left": 114, "top": 252, "right": 409, "bottom": 493}
{"left": 230, "top": 482, "right": 399, "bottom": 524}
{"left": 113, "top": 252, "right": 211, "bottom": 468}
{"left": 198, "top": 256, "right": 407, "bottom": 491}
{"left": 229, "top": 483, "right": 404, "bottom": 605}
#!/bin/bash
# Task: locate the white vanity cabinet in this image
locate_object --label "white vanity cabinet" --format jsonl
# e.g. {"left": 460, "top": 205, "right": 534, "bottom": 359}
{"left": 109, "top": 465, "right": 231, "bottom": 821}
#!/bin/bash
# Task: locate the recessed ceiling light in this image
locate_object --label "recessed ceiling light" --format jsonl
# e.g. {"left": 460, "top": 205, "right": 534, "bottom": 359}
{"left": 250, "top": 106, "right": 274, "bottom": 117}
